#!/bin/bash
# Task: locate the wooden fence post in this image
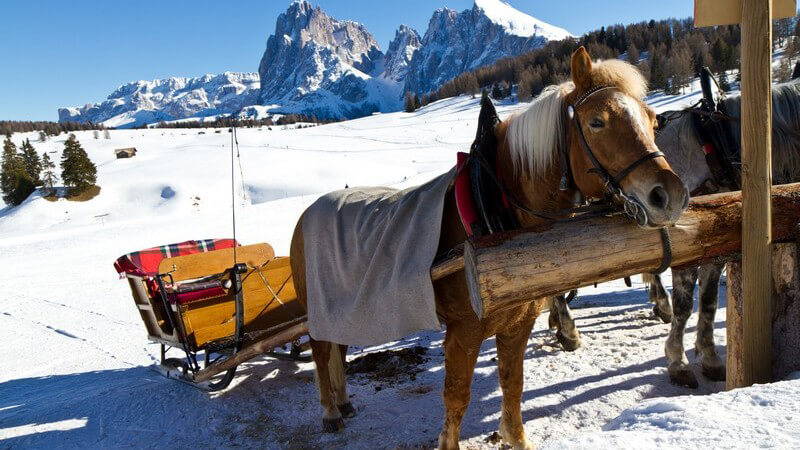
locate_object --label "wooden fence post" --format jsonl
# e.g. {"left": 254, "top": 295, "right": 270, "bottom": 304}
{"left": 734, "top": 0, "right": 774, "bottom": 388}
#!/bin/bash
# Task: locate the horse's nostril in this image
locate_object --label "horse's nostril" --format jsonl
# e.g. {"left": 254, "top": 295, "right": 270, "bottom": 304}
{"left": 648, "top": 186, "right": 668, "bottom": 210}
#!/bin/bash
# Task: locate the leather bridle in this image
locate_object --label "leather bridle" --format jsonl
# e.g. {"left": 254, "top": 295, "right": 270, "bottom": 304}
{"left": 466, "top": 86, "right": 674, "bottom": 273}
{"left": 559, "top": 85, "right": 668, "bottom": 227}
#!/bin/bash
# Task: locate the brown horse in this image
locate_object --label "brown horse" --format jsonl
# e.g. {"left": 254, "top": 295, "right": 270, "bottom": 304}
{"left": 290, "top": 47, "right": 688, "bottom": 449}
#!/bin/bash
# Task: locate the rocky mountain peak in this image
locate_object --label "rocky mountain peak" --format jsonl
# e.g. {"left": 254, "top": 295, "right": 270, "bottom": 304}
{"left": 383, "top": 25, "right": 422, "bottom": 81}
{"left": 403, "top": 0, "right": 571, "bottom": 95}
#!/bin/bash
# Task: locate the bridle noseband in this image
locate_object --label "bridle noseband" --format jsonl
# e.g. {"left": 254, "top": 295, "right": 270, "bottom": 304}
{"left": 562, "top": 85, "right": 666, "bottom": 227}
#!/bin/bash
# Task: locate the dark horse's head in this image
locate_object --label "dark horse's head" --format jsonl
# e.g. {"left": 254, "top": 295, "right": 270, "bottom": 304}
{"left": 503, "top": 47, "right": 689, "bottom": 227}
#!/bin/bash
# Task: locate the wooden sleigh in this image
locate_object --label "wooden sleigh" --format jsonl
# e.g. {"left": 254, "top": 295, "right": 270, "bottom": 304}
{"left": 114, "top": 239, "right": 309, "bottom": 391}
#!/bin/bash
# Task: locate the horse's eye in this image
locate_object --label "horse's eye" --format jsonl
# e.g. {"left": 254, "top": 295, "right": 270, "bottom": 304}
{"left": 589, "top": 118, "right": 605, "bottom": 129}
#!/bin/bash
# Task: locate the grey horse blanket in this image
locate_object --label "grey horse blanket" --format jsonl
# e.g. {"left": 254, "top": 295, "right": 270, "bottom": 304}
{"left": 302, "top": 168, "right": 456, "bottom": 346}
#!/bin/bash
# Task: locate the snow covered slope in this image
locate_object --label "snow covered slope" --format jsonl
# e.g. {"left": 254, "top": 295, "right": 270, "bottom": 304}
{"left": 546, "top": 378, "right": 800, "bottom": 449}
{"left": 58, "top": 72, "right": 260, "bottom": 128}
{"left": 475, "top": 0, "right": 572, "bottom": 39}
{"left": 1, "top": 88, "right": 769, "bottom": 448}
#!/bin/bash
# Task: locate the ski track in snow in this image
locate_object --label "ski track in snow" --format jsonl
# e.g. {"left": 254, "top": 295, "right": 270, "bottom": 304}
{"left": 0, "top": 85, "right": 794, "bottom": 449}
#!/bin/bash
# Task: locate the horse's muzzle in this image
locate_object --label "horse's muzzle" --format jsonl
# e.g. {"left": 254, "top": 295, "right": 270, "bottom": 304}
{"left": 637, "top": 171, "right": 689, "bottom": 227}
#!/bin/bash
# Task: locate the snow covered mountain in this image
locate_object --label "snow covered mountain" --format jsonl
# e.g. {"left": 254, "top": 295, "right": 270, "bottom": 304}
{"left": 257, "top": 0, "right": 400, "bottom": 119}
{"left": 404, "top": 0, "right": 572, "bottom": 95}
{"left": 382, "top": 25, "right": 422, "bottom": 82}
{"left": 58, "top": 0, "right": 572, "bottom": 125}
{"left": 58, "top": 72, "right": 260, "bottom": 128}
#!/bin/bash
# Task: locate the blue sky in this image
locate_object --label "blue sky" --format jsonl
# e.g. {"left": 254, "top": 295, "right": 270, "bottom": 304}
{"left": 0, "top": 0, "right": 693, "bottom": 121}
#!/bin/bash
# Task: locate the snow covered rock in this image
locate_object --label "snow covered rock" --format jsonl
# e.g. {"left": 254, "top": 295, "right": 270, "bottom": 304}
{"left": 257, "top": 0, "right": 399, "bottom": 119}
{"left": 382, "top": 25, "right": 422, "bottom": 82}
{"left": 404, "top": 0, "right": 572, "bottom": 95}
{"left": 57, "top": 73, "right": 260, "bottom": 128}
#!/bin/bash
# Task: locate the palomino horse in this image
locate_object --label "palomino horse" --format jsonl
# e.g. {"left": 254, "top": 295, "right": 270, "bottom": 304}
{"left": 290, "top": 47, "right": 688, "bottom": 449}
{"left": 548, "top": 79, "right": 800, "bottom": 386}
{"left": 645, "top": 78, "right": 800, "bottom": 387}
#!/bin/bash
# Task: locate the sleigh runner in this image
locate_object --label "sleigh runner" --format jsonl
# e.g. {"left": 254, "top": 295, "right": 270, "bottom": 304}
{"left": 114, "top": 239, "right": 309, "bottom": 390}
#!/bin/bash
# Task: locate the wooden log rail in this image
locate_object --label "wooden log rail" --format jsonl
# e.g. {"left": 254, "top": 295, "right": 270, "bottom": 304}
{"left": 429, "top": 183, "right": 800, "bottom": 319}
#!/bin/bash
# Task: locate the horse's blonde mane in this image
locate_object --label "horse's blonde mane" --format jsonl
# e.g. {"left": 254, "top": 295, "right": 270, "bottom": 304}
{"left": 506, "top": 59, "right": 648, "bottom": 177}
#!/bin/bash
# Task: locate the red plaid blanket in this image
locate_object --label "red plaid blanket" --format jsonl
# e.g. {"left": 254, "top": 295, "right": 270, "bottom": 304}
{"left": 113, "top": 239, "right": 239, "bottom": 277}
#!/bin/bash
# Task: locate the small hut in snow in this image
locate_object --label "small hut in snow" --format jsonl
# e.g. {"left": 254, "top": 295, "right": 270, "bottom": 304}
{"left": 114, "top": 147, "right": 137, "bottom": 159}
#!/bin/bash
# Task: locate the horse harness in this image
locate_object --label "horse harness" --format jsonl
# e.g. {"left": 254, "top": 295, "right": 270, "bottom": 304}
{"left": 657, "top": 67, "right": 741, "bottom": 196}
{"left": 459, "top": 88, "right": 674, "bottom": 291}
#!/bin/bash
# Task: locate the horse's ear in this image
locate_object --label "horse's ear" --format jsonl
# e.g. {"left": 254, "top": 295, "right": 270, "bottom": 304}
{"left": 571, "top": 46, "right": 593, "bottom": 90}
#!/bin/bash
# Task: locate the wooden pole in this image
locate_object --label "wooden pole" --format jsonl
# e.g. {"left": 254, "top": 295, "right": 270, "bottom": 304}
{"left": 428, "top": 184, "right": 800, "bottom": 319}
{"left": 194, "top": 321, "right": 308, "bottom": 383}
{"left": 735, "top": 0, "right": 774, "bottom": 388}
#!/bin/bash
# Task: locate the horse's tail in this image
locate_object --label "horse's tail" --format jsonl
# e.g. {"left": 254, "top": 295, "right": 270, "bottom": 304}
{"left": 641, "top": 273, "right": 656, "bottom": 288}
{"left": 290, "top": 212, "right": 308, "bottom": 311}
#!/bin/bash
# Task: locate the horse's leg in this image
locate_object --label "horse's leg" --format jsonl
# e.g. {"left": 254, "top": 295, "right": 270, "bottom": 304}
{"left": 310, "top": 338, "right": 345, "bottom": 432}
{"left": 649, "top": 273, "right": 673, "bottom": 323}
{"left": 665, "top": 266, "right": 699, "bottom": 388}
{"left": 496, "top": 318, "right": 536, "bottom": 450}
{"left": 438, "top": 321, "right": 482, "bottom": 450}
{"left": 552, "top": 295, "right": 581, "bottom": 351}
{"left": 695, "top": 262, "right": 725, "bottom": 381}
{"left": 547, "top": 297, "right": 559, "bottom": 330}
{"left": 333, "top": 344, "right": 356, "bottom": 418}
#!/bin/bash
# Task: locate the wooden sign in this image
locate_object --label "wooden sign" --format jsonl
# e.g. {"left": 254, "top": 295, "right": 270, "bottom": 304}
{"left": 695, "top": 0, "right": 796, "bottom": 27}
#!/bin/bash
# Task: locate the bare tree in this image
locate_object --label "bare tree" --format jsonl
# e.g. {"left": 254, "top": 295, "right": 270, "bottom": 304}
{"left": 626, "top": 44, "right": 640, "bottom": 65}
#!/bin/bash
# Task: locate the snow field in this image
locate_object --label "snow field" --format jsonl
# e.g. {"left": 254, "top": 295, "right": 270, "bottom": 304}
{"left": 3, "top": 86, "right": 797, "bottom": 449}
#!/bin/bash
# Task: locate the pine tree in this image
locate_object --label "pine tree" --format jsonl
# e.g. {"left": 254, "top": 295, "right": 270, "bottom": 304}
{"left": 38, "top": 131, "right": 47, "bottom": 142}
{"left": 19, "top": 139, "right": 42, "bottom": 185}
{"left": 41, "top": 152, "right": 56, "bottom": 196}
{"left": 404, "top": 92, "right": 416, "bottom": 112}
{"left": 718, "top": 71, "right": 731, "bottom": 91}
{"left": 711, "top": 38, "right": 729, "bottom": 73}
{"left": 413, "top": 93, "right": 421, "bottom": 110}
{"left": 1, "top": 136, "right": 35, "bottom": 205}
{"left": 60, "top": 134, "right": 97, "bottom": 195}
{"left": 93, "top": 130, "right": 100, "bottom": 139}
{"left": 1, "top": 136, "right": 18, "bottom": 201}
{"left": 103, "top": 129, "right": 111, "bottom": 139}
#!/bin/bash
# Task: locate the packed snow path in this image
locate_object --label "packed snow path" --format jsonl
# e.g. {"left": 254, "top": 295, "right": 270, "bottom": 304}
{"left": 3, "top": 89, "right": 791, "bottom": 448}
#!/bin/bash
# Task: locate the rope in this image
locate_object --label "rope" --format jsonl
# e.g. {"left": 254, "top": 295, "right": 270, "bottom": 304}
{"left": 231, "top": 125, "right": 238, "bottom": 265}
{"left": 233, "top": 127, "right": 247, "bottom": 200}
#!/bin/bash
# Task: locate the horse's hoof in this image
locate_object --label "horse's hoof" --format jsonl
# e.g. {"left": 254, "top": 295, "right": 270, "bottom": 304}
{"left": 653, "top": 305, "right": 672, "bottom": 323}
{"left": 701, "top": 364, "right": 726, "bottom": 382}
{"left": 668, "top": 366, "right": 699, "bottom": 388}
{"left": 556, "top": 331, "right": 581, "bottom": 352}
{"left": 337, "top": 402, "right": 357, "bottom": 418}
{"left": 322, "top": 417, "right": 345, "bottom": 433}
